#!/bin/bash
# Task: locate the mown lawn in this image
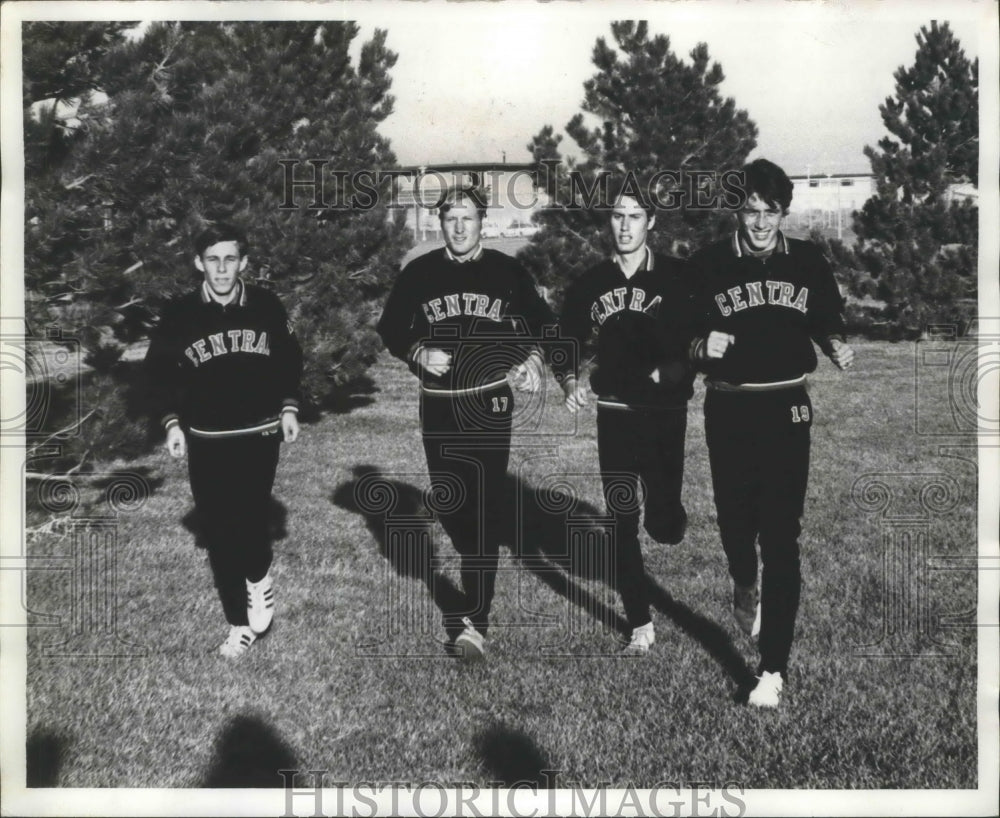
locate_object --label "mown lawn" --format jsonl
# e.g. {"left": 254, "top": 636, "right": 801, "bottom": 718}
{"left": 23, "top": 340, "right": 979, "bottom": 790}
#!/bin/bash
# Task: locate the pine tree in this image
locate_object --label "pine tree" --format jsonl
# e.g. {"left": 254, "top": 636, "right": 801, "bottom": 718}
{"left": 852, "top": 21, "right": 978, "bottom": 337}
{"left": 22, "top": 22, "right": 135, "bottom": 330}
{"left": 518, "top": 21, "right": 757, "bottom": 303}
{"left": 25, "top": 21, "right": 410, "bottom": 406}
{"left": 22, "top": 21, "right": 136, "bottom": 107}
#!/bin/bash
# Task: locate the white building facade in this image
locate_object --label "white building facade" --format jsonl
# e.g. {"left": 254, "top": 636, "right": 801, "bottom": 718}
{"left": 785, "top": 173, "right": 875, "bottom": 237}
{"left": 393, "top": 164, "right": 546, "bottom": 242}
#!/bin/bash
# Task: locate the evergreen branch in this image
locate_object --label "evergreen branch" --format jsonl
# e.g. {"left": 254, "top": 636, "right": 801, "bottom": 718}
{"left": 151, "top": 33, "right": 180, "bottom": 82}
{"left": 113, "top": 296, "right": 144, "bottom": 311}
{"left": 26, "top": 408, "right": 99, "bottom": 457}
{"left": 542, "top": 206, "right": 604, "bottom": 256}
{"left": 65, "top": 451, "right": 91, "bottom": 477}
{"left": 64, "top": 174, "right": 95, "bottom": 190}
{"left": 24, "top": 453, "right": 95, "bottom": 484}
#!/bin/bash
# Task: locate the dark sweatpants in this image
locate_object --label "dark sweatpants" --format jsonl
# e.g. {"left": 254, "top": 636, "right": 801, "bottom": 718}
{"left": 597, "top": 403, "right": 688, "bottom": 630}
{"left": 187, "top": 431, "right": 281, "bottom": 626}
{"left": 704, "top": 385, "right": 811, "bottom": 675}
{"left": 420, "top": 384, "right": 513, "bottom": 636}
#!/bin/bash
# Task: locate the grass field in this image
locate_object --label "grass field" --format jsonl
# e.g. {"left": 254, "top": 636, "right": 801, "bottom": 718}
{"left": 23, "top": 340, "right": 980, "bottom": 791}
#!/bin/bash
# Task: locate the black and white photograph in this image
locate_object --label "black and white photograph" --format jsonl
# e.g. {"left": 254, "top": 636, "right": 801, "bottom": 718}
{"left": 1, "top": 0, "right": 997, "bottom": 815}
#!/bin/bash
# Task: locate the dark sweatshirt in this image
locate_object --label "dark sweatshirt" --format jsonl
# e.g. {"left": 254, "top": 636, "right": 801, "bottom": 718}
{"left": 144, "top": 281, "right": 302, "bottom": 434}
{"left": 559, "top": 249, "right": 697, "bottom": 408}
{"left": 376, "top": 247, "right": 565, "bottom": 392}
{"left": 688, "top": 232, "right": 846, "bottom": 385}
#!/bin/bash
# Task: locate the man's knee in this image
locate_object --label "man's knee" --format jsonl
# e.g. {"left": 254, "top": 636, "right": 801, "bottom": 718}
{"left": 643, "top": 504, "right": 687, "bottom": 545}
{"left": 758, "top": 530, "right": 802, "bottom": 577}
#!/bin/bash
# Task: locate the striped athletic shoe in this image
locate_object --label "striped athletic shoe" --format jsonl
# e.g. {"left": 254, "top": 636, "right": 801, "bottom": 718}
{"left": 621, "top": 621, "right": 655, "bottom": 656}
{"left": 219, "top": 625, "right": 256, "bottom": 658}
{"left": 454, "top": 617, "right": 486, "bottom": 661}
{"left": 247, "top": 574, "right": 275, "bottom": 634}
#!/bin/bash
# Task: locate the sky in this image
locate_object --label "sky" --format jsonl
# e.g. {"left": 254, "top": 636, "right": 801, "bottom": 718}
{"left": 352, "top": 0, "right": 989, "bottom": 176}
{"left": 11, "top": 1, "right": 990, "bottom": 178}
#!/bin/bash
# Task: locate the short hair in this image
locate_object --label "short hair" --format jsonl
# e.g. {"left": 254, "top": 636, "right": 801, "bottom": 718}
{"left": 194, "top": 223, "right": 249, "bottom": 257}
{"left": 437, "top": 185, "right": 488, "bottom": 221}
{"left": 739, "top": 158, "right": 794, "bottom": 213}
{"left": 606, "top": 172, "right": 657, "bottom": 218}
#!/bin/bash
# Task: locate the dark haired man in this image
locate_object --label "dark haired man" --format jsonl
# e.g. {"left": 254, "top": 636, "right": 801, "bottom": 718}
{"left": 560, "top": 184, "right": 696, "bottom": 655}
{"left": 145, "top": 223, "right": 302, "bottom": 658}
{"left": 689, "top": 158, "right": 854, "bottom": 707}
{"left": 377, "top": 185, "right": 571, "bottom": 660}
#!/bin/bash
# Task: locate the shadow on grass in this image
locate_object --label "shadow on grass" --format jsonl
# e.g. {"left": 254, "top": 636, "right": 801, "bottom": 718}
{"left": 25, "top": 467, "right": 167, "bottom": 519}
{"left": 512, "top": 476, "right": 754, "bottom": 689}
{"left": 202, "top": 714, "right": 297, "bottom": 787}
{"left": 89, "top": 467, "right": 166, "bottom": 505}
{"left": 473, "top": 722, "right": 552, "bottom": 786}
{"left": 332, "top": 464, "right": 752, "bottom": 687}
{"left": 26, "top": 727, "right": 68, "bottom": 787}
{"left": 644, "top": 579, "right": 755, "bottom": 691}
{"left": 507, "top": 475, "right": 629, "bottom": 637}
{"left": 332, "top": 466, "right": 627, "bottom": 637}
{"left": 300, "top": 374, "right": 379, "bottom": 421}
{"left": 330, "top": 465, "right": 465, "bottom": 624}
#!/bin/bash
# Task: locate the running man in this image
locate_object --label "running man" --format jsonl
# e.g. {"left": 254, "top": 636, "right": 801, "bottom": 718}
{"left": 689, "top": 159, "right": 854, "bottom": 706}
{"left": 560, "top": 181, "right": 696, "bottom": 655}
{"left": 376, "top": 184, "right": 571, "bottom": 659}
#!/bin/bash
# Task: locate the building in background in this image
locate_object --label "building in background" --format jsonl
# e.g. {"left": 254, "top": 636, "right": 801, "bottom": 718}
{"left": 393, "top": 164, "right": 546, "bottom": 242}
{"left": 786, "top": 172, "right": 875, "bottom": 238}
{"left": 392, "top": 166, "right": 975, "bottom": 244}
{"left": 785, "top": 172, "right": 977, "bottom": 239}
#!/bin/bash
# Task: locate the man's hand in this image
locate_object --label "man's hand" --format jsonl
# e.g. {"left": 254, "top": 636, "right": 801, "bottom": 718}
{"left": 281, "top": 410, "right": 300, "bottom": 443}
{"left": 509, "top": 353, "right": 543, "bottom": 393}
{"left": 414, "top": 346, "right": 452, "bottom": 377}
{"left": 830, "top": 338, "right": 855, "bottom": 370}
{"left": 165, "top": 424, "right": 186, "bottom": 458}
{"left": 705, "top": 331, "right": 736, "bottom": 359}
{"left": 563, "top": 378, "right": 589, "bottom": 413}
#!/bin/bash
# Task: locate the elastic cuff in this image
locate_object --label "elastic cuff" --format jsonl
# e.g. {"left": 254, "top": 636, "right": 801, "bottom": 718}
{"left": 281, "top": 405, "right": 299, "bottom": 414}
{"left": 163, "top": 415, "right": 180, "bottom": 430}
{"left": 689, "top": 337, "right": 706, "bottom": 362}
{"left": 819, "top": 334, "right": 844, "bottom": 356}
{"left": 407, "top": 342, "right": 423, "bottom": 363}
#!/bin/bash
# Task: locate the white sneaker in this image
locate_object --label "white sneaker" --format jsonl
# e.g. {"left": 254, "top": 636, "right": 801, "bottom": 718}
{"left": 246, "top": 574, "right": 275, "bottom": 634}
{"left": 219, "top": 625, "right": 256, "bottom": 658}
{"left": 621, "top": 621, "right": 655, "bottom": 656}
{"left": 748, "top": 671, "right": 783, "bottom": 708}
{"left": 454, "top": 617, "right": 486, "bottom": 661}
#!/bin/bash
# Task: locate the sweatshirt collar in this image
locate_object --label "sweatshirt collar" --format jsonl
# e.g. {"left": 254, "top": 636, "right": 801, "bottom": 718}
{"left": 201, "top": 279, "right": 246, "bottom": 306}
{"left": 732, "top": 231, "right": 789, "bottom": 259}
{"left": 612, "top": 246, "right": 654, "bottom": 274}
{"left": 445, "top": 243, "right": 484, "bottom": 264}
